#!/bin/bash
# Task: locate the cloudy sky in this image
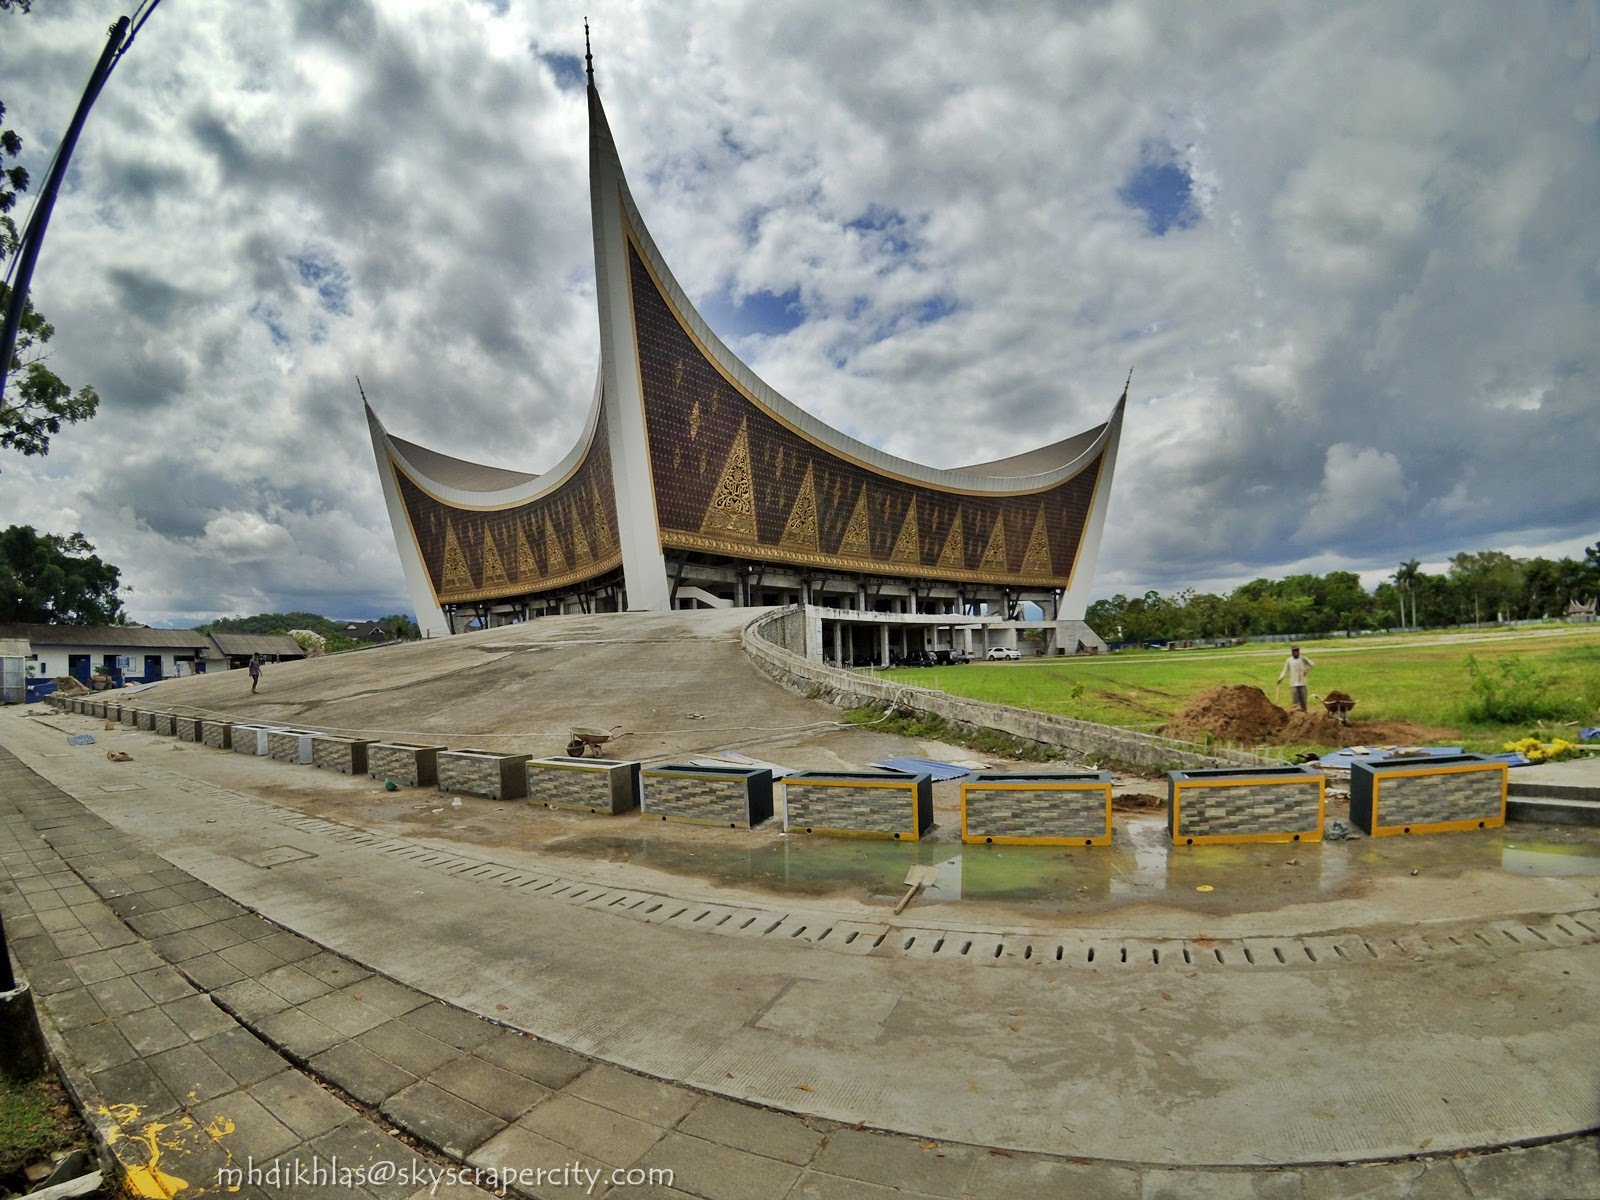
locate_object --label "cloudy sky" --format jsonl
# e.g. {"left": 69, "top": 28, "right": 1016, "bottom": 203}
{"left": 1, "top": 0, "right": 1596, "bottom": 626}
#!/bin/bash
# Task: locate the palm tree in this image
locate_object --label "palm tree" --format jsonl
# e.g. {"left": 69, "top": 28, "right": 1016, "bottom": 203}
{"left": 1393, "top": 559, "right": 1422, "bottom": 630}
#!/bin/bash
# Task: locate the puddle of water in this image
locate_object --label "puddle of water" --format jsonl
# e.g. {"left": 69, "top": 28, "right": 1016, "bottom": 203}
{"left": 1501, "top": 843, "right": 1600, "bottom": 877}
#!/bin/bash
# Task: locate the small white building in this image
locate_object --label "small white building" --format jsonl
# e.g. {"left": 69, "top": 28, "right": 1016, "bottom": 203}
{"left": 0, "top": 624, "right": 214, "bottom": 685}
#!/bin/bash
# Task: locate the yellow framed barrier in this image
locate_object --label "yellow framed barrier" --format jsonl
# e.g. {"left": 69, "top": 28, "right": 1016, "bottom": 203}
{"left": 1167, "top": 765, "right": 1324, "bottom": 846}
{"left": 1349, "top": 753, "right": 1506, "bottom": 836}
{"left": 640, "top": 764, "right": 774, "bottom": 828}
{"left": 528, "top": 756, "right": 641, "bottom": 815}
{"left": 960, "top": 772, "right": 1113, "bottom": 846}
{"left": 783, "top": 771, "right": 934, "bottom": 841}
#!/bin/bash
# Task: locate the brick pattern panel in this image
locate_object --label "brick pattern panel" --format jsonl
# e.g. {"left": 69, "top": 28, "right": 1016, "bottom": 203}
{"left": 176, "top": 717, "right": 203, "bottom": 743}
{"left": 135, "top": 710, "right": 156, "bottom": 731}
{"left": 438, "top": 752, "right": 530, "bottom": 800}
{"left": 1174, "top": 780, "right": 1321, "bottom": 840}
{"left": 152, "top": 713, "right": 176, "bottom": 736}
{"left": 785, "top": 783, "right": 921, "bottom": 837}
{"left": 232, "top": 725, "right": 270, "bottom": 755}
{"left": 266, "top": 731, "right": 312, "bottom": 764}
{"left": 311, "top": 737, "right": 370, "bottom": 775}
{"left": 963, "top": 785, "right": 1110, "bottom": 841}
{"left": 1377, "top": 770, "right": 1503, "bottom": 827}
{"left": 642, "top": 771, "right": 767, "bottom": 827}
{"left": 202, "top": 721, "right": 233, "bottom": 750}
{"left": 528, "top": 759, "right": 639, "bottom": 815}
{"left": 368, "top": 744, "right": 442, "bottom": 788}
{"left": 121, "top": 708, "right": 139, "bottom": 727}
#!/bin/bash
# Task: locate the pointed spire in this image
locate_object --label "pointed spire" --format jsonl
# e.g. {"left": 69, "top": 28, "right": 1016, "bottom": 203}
{"left": 584, "top": 18, "right": 594, "bottom": 87}
{"left": 1121, "top": 368, "right": 1133, "bottom": 403}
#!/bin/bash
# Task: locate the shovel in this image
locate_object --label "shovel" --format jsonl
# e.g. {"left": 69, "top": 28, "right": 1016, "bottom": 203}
{"left": 893, "top": 865, "right": 941, "bottom": 915}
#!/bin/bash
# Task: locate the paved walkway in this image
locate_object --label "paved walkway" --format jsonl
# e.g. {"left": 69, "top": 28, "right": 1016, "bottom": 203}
{"left": 3, "top": 739, "right": 1599, "bottom": 1196}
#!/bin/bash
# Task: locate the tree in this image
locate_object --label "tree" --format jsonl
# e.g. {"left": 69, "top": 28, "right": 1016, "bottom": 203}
{"left": 1, "top": 93, "right": 100, "bottom": 465}
{"left": 1394, "top": 558, "right": 1422, "bottom": 629}
{"left": 0, "top": 525, "right": 125, "bottom": 624}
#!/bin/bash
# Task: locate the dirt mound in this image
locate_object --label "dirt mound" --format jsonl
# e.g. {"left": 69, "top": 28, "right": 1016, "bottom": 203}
{"left": 1282, "top": 709, "right": 1349, "bottom": 743}
{"left": 52, "top": 675, "right": 90, "bottom": 695}
{"left": 1323, "top": 689, "right": 1353, "bottom": 704}
{"left": 1161, "top": 685, "right": 1288, "bottom": 744}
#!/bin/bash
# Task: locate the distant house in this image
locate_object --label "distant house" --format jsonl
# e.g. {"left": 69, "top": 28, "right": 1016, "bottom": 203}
{"left": 340, "top": 620, "right": 393, "bottom": 644}
{"left": 1567, "top": 597, "right": 1597, "bottom": 622}
{"left": 205, "top": 633, "right": 308, "bottom": 670}
{"left": 0, "top": 623, "right": 214, "bottom": 685}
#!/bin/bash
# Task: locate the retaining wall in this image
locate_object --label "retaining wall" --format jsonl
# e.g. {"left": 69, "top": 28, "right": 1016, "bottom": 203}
{"left": 743, "top": 607, "right": 1275, "bottom": 771}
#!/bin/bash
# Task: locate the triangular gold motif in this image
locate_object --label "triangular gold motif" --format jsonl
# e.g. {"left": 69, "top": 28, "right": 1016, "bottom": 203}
{"left": 515, "top": 525, "right": 539, "bottom": 580}
{"left": 838, "top": 485, "right": 871, "bottom": 558}
{"left": 589, "top": 481, "right": 615, "bottom": 554}
{"left": 979, "top": 516, "right": 1008, "bottom": 572}
{"left": 780, "top": 464, "right": 820, "bottom": 551}
{"left": 440, "top": 522, "right": 475, "bottom": 594}
{"left": 701, "top": 419, "right": 758, "bottom": 541}
{"left": 1021, "top": 506, "right": 1052, "bottom": 576}
{"left": 480, "top": 527, "right": 509, "bottom": 587}
{"left": 571, "top": 504, "right": 593, "bottom": 565}
{"left": 544, "top": 512, "right": 569, "bottom": 576}
{"left": 890, "top": 500, "right": 921, "bottom": 566}
{"left": 937, "top": 510, "right": 965, "bottom": 570}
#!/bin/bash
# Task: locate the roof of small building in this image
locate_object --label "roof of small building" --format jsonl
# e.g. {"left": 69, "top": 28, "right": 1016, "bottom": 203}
{"left": 207, "top": 633, "right": 307, "bottom": 657}
{"left": 0, "top": 623, "right": 212, "bottom": 649}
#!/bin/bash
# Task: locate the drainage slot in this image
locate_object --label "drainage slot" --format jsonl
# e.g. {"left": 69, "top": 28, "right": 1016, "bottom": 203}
{"left": 816, "top": 928, "right": 832, "bottom": 942}
{"left": 762, "top": 918, "right": 783, "bottom": 934}
{"left": 843, "top": 930, "right": 858, "bottom": 944}
{"left": 1524, "top": 927, "right": 1548, "bottom": 942}
{"left": 1569, "top": 917, "right": 1596, "bottom": 934}
{"left": 1364, "top": 942, "right": 1379, "bottom": 958}
{"left": 1474, "top": 932, "right": 1495, "bottom": 947}
{"left": 993, "top": 944, "right": 1004, "bottom": 959}
{"left": 932, "top": 937, "right": 945, "bottom": 953}
{"left": 645, "top": 903, "right": 663, "bottom": 914}
{"left": 1055, "top": 946, "right": 1064, "bottom": 962}
{"left": 1243, "top": 947, "right": 1256, "bottom": 964}
{"left": 1502, "top": 929, "right": 1520, "bottom": 943}
{"left": 1213, "top": 949, "right": 1225, "bottom": 964}
{"left": 1024, "top": 946, "right": 1033, "bottom": 961}
{"left": 1182, "top": 948, "right": 1192, "bottom": 964}
{"left": 904, "top": 936, "right": 917, "bottom": 950}
{"left": 1555, "top": 923, "right": 1575, "bottom": 937}
{"left": 871, "top": 933, "right": 886, "bottom": 948}
{"left": 790, "top": 926, "right": 807, "bottom": 939}
{"left": 1152, "top": 949, "right": 1160, "bottom": 964}
{"left": 1273, "top": 947, "right": 1286, "bottom": 964}
{"left": 960, "top": 942, "right": 971, "bottom": 956}
{"left": 1333, "top": 944, "right": 1347, "bottom": 959}
{"left": 1086, "top": 947, "right": 1095, "bottom": 964}
{"left": 1119, "top": 947, "right": 1127, "bottom": 964}
{"left": 739, "top": 917, "right": 756, "bottom": 929}
{"left": 1304, "top": 946, "right": 1317, "bottom": 962}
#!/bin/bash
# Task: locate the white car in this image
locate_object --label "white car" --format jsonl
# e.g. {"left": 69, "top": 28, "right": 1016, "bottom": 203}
{"left": 985, "top": 646, "right": 1021, "bottom": 661}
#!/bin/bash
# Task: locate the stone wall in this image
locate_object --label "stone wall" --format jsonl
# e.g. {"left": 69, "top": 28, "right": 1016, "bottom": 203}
{"left": 368, "top": 744, "right": 443, "bottom": 788}
{"left": 152, "top": 713, "right": 176, "bottom": 736}
{"left": 311, "top": 737, "right": 370, "bottom": 775}
{"left": 202, "top": 721, "right": 233, "bottom": 750}
{"left": 232, "top": 725, "right": 272, "bottom": 756}
{"left": 176, "top": 717, "right": 203, "bottom": 743}
{"left": 1168, "top": 770, "right": 1323, "bottom": 843}
{"left": 641, "top": 767, "right": 772, "bottom": 828}
{"left": 121, "top": 707, "right": 139, "bottom": 727}
{"left": 961, "top": 774, "right": 1112, "bottom": 844}
{"left": 783, "top": 773, "right": 931, "bottom": 839}
{"left": 743, "top": 607, "right": 1276, "bottom": 771}
{"left": 266, "top": 730, "right": 314, "bottom": 764}
{"left": 438, "top": 751, "right": 530, "bottom": 800}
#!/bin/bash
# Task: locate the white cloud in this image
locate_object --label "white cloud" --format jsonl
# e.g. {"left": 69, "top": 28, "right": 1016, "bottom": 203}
{"left": 1296, "top": 444, "right": 1412, "bottom": 541}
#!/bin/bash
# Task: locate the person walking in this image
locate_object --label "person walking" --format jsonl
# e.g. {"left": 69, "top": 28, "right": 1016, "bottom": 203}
{"left": 1277, "top": 645, "right": 1314, "bottom": 712}
{"left": 248, "top": 652, "right": 262, "bottom": 694}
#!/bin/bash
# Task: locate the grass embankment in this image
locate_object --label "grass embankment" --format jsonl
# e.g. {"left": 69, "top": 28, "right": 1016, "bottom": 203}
{"left": 874, "top": 626, "right": 1600, "bottom": 754}
{"left": 0, "top": 1075, "right": 82, "bottom": 1187}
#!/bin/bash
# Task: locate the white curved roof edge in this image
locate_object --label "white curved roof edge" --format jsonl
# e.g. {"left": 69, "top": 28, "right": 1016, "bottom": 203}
{"left": 615, "top": 171, "right": 1118, "bottom": 494}
{"left": 365, "top": 372, "right": 605, "bottom": 509}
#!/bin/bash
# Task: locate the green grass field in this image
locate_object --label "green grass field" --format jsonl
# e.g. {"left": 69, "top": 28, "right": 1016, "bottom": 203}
{"left": 874, "top": 625, "right": 1600, "bottom": 754}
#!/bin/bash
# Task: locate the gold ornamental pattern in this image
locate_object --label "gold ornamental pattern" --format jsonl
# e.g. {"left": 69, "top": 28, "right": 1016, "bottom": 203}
{"left": 629, "top": 240, "right": 1101, "bottom": 587}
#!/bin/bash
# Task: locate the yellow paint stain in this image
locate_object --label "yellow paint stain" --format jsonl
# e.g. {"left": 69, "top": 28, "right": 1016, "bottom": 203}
{"left": 97, "top": 1102, "right": 190, "bottom": 1198}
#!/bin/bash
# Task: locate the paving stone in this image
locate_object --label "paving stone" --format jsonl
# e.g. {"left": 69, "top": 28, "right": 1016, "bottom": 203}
{"left": 86, "top": 922, "right": 139, "bottom": 950}
{"left": 566, "top": 1064, "right": 699, "bottom": 1129}
{"left": 964, "top": 1152, "right": 1142, "bottom": 1200}
{"left": 474, "top": 1034, "right": 589, "bottom": 1090}
{"left": 62, "top": 1020, "right": 136, "bottom": 1072}
{"left": 255, "top": 1009, "right": 346, "bottom": 1062}
{"left": 299, "top": 990, "right": 391, "bottom": 1039}
{"left": 180, "top": 950, "right": 248, "bottom": 989}
{"left": 250, "top": 1069, "right": 356, "bottom": 1142}
{"left": 172, "top": 880, "right": 220, "bottom": 902}
{"left": 468, "top": 1122, "right": 616, "bottom": 1199}
{"left": 37, "top": 908, "right": 82, "bottom": 932}
{"left": 311, "top": 1040, "right": 420, "bottom": 1106}
{"left": 215, "top": 976, "right": 297, "bottom": 1022}
{"left": 259, "top": 963, "right": 337, "bottom": 1006}
{"left": 198, "top": 1027, "right": 290, "bottom": 1087}
{"left": 296, "top": 949, "right": 374, "bottom": 988}
{"left": 357, "top": 1021, "right": 464, "bottom": 1076}
{"left": 308, "top": 1117, "right": 426, "bottom": 1200}
{"left": 51, "top": 929, "right": 102, "bottom": 957}
{"left": 89, "top": 1057, "right": 181, "bottom": 1118}
{"left": 787, "top": 1173, "right": 944, "bottom": 1200}
{"left": 221, "top": 913, "right": 278, "bottom": 942}
{"left": 515, "top": 1093, "right": 667, "bottom": 1168}
{"left": 149, "top": 930, "right": 210, "bottom": 964}
{"left": 676, "top": 1095, "right": 824, "bottom": 1166}
{"left": 131, "top": 966, "right": 194, "bottom": 1006}
{"left": 17, "top": 957, "right": 77, "bottom": 995}
{"left": 1284, "top": 1160, "right": 1459, "bottom": 1199}
{"left": 1453, "top": 1138, "right": 1600, "bottom": 1200}
{"left": 398, "top": 1004, "right": 497, "bottom": 1051}
{"left": 86, "top": 975, "right": 152, "bottom": 1018}
{"left": 39, "top": 986, "right": 107, "bottom": 1032}
{"left": 69, "top": 949, "right": 126, "bottom": 985}
{"left": 257, "top": 929, "right": 322, "bottom": 963}
{"left": 195, "top": 896, "right": 248, "bottom": 922}
{"left": 146, "top": 1041, "right": 243, "bottom": 1105}
{"left": 810, "top": 1128, "right": 978, "bottom": 1198}
{"left": 118, "top": 1004, "right": 190, "bottom": 1055}
{"left": 163, "top": 993, "right": 238, "bottom": 1041}
{"left": 635, "top": 1131, "right": 802, "bottom": 1200}
{"left": 341, "top": 975, "right": 429, "bottom": 1018}
{"left": 428, "top": 1053, "right": 549, "bottom": 1123}
{"left": 217, "top": 940, "right": 289, "bottom": 975}
{"left": 160, "top": 902, "right": 218, "bottom": 932}
{"left": 1141, "top": 1167, "right": 1305, "bottom": 1199}
{"left": 384, "top": 1080, "right": 506, "bottom": 1160}
{"left": 186, "top": 921, "right": 249, "bottom": 952}
{"left": 192, "top": 1088, "right": 302, "bottom": 1161}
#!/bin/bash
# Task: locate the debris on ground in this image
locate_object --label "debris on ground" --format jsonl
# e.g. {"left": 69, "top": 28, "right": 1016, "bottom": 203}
{"left": 1161, "top": 684, "right": 1457, "bottom": 749}
{"left": 104, "top": 751, "right": 132, "bottom": 762}
{"left": 66, "top": 734, "right": 95, "bottom": 746}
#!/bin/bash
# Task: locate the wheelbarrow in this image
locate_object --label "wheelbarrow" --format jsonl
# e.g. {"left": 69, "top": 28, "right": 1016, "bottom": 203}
{"left": 1321, "top": 696, "right": 1357, "bottom": 725}
{"left": 566, "top": 725, "right": 625, "bottom": 757}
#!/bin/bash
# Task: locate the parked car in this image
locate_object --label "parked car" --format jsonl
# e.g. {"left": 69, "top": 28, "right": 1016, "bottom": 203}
{"left": 985, "top": 646, "right": 1021, "bottom": 661}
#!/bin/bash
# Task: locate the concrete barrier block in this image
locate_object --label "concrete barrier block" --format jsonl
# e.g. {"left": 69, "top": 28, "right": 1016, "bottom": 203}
{"left": 438, "top": 750, "right": 530, "bottom": 800}
{"left": 961, "top": 771, "right": 1113, "bottom": 845}
{"left": 1350, "top": 754, "right": 1506, "bottom": 836}
{"left": 641, "top": 765, "right": 773, "bottom": 828}
{"left": 175, "top": 716, "right": 204, "bottom": 743}
{"left": 528, "top": 757, "right": 641, "bottom": 815}
{"left": 311, "top": 735, "right": 371, "bottom": 775}
{"left": 368, "top": 743, "right": 444, "bottom": 788}
{"left": 784, "top": 770, "right": 934, "bottom": 840}
{"left": 202, "top": 720, "right": 233, "bottom": 751}
{"left": 1167, "top": 765, "right": 1324, "bottom": 845}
